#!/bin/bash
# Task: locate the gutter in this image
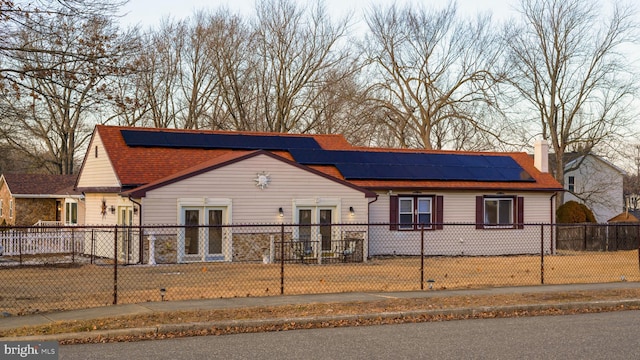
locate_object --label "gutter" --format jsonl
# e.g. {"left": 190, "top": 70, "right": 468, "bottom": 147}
{"left": 366, "top": 193, "right": 379, "bottom": 261}
{"left": 13, "top": 194, "right": 84, "bottom": 199}
{"left": 550, "top": 192, "right": 558, "bottom": 254}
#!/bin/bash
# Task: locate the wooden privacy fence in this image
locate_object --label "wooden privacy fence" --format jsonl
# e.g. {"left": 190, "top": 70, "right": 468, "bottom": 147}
{"left": 556, "top": 223, "right": 640, "bottom": 251}
{"left": 0, "top": 229, "right": 84, "bottom": 255}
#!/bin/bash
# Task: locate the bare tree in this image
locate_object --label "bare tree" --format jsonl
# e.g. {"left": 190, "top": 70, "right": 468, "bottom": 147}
{"left": 134, "top": 19, "right": 184, "bottom": 128}
{"left": 363, "top": 2, "right": 505, "bottom": 150}
{"left": 0, "top": 0, "right": 126, "bottom": 88}
{"left": 505, "top": 0, "right": 639, "bottom": 197}
{"left": 252, "top": 0, "right": 353, "bottom": 133}
{"left": 175, "top": 11, "right": 221, "bottom": 129}
{"left": 202, "top": 9, "right": 259, "bottom": 131}
{"left": 0, "top": 3, "right": 135, "bottom": 174}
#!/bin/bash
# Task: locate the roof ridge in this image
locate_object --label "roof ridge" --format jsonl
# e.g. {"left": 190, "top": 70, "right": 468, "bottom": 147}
{"left": 98, "top": 124, "right": 346, "bottom": 139}
{"left": 342, "top": 146, "right": 526, "bottom": 156}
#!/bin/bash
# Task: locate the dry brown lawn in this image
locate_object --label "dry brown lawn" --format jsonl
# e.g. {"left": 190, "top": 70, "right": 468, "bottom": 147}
{"left": 1, "top": 250, "right": 639, "bottom": 315}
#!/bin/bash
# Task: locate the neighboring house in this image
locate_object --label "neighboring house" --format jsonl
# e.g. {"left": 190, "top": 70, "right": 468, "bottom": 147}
{"left": 561, "top": 154, "right": 625, "bottom": 223}
{"left": 607, "top": 212, "right": 639, "bottom": 223}
{"left": 0, "top": 173, "right": 84, "bottom": 226}
{"left": 75, "top": 126, "right": 562, "bottom": 263}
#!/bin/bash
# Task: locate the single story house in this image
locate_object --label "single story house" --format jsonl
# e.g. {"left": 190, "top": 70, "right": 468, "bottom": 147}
{"left": 0, "top": 173, "right": 84, "bottom": 226}
{"left": 75, "top": 126, "right": 562, "bottom": 263}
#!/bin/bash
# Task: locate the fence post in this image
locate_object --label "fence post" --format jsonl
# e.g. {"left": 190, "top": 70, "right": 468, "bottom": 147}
{"left": 113, "top": 226, "right": 118, "bottom": 305}
{"left": 91, "top": 229, "right": 95, "bottom": 264}
{"left": 19, "top": 230, "right": 23, "bottom": 265}
{"left": 139, "top": 224, "right": 144, "bottom": 264}
{"left": 540, "top": 224, "right": 545, "bottom": 284}
{"left": 71, "top": 227, "right": 75, "bottom": 263}
{"left": 280, "top": 222, "right": 285, "bottom": 295}
{"left": 550, "top": 222, "right": 555, "bottom": 255}
{"left": 420, "top": 224, "right": 424, "bottom": 290}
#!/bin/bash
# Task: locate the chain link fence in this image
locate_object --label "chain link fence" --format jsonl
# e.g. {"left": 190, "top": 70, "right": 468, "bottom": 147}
{"left": 1, "top": 223, "right": 638, "bottom": 315}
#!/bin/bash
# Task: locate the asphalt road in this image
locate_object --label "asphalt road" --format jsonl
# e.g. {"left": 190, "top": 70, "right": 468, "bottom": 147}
{"left": 59, "top": 310, "right": 640, "bottom": 360}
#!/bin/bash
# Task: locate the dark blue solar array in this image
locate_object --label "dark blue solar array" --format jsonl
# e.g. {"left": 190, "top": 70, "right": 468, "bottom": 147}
{"left": 120, "top": 130, "right": 322, "bottom": 151}
{"left": 289, "top": 149, "right": 534, "bottom": 182}
{"left": 120, "top": 130, "right": 534, "bottom": 182}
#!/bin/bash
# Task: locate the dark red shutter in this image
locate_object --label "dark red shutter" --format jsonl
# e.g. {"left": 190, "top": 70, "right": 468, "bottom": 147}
{"left": 435, "top": 196, "right": 444, "bottom": 230}
{"left": 476, "top": 196, "right": 484, "bottom": 229}
{"left": 517, "top": 196, "right": 524, "bottom": 229}
{"left": 389, "top": 195, "right": 398, "bottom": 230}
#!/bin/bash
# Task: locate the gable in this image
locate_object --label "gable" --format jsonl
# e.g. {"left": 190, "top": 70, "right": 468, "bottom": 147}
{"left": 93, "top": 125, "right": 353, "bottom": 188}
{"left": 126, "top": 150, "right": 375, "bottom": 199}
{"left": 564, "top": 155, "right": 624, "bottom": 180}
{"left": 76, "top": 131, "right": 121, "bottom": 190}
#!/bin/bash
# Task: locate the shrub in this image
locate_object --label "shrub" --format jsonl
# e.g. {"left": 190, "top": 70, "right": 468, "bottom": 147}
{"left": 557, "top": 200, "right": 597, "bottom": 223}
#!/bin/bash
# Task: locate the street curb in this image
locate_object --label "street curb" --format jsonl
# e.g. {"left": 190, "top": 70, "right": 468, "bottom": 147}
{"left": 5, "top": 299, "right": 640, "bottom": 342}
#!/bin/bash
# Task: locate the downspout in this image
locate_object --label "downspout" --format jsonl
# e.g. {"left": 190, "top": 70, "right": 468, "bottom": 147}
{"left": 128, "top": 196, "right": 143, "bottom": 264}
{"left": 550, "top": 192, "right": 558, "bottom": 254}
{"left": 366, "top": 193, "right": 379, "bottom": 261}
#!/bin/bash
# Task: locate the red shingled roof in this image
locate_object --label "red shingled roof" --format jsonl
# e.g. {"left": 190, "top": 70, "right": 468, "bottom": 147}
{"left": 91, "top": 125, "right": 353, "bottom": 187}
{"left": 88, "top": 125, "right": 562, "bottom": 193}
{"left": 2, "top": 173, "right": 80, "bottom": 196}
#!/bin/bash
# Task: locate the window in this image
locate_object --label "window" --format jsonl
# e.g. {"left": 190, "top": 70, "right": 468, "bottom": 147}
{"left": 476, "top": 196, "right": 524, "bottom": 229}
{"left": 9, "top": 199, "right": 13, "bottom": 218}
{"left": 0, "top": 199, "right": 3, "bottom": 217}
{"left": 567, "top": 176, "right": 575, "bottom": 192}
{"left": 65, "top": 202, "right": 78, "bottom": 225}
{"left": 484, "top": 198, "right": 512, "bottom": 225}
{"left": 390, "top": 195, "right": 443, "bottom": 230}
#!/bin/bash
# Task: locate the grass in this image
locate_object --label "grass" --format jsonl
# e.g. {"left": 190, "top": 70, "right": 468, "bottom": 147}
{"left": 3, "top": 288, "right": 640, "bottom": 340}
{"left": 0, "top": 250, "right": 638, "bottom": 315}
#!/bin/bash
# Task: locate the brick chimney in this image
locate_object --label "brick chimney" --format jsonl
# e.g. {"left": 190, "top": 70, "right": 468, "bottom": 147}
{"left": 534, "top": 139, "right": 549, "bottom": 173}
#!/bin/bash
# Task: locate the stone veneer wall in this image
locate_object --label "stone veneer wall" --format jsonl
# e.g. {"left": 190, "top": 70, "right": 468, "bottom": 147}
{"left": 232, "top": 232, "right": 289, "bottom": 262}
{"left": 139, "top": 231, "right": 370, "bottom": 263}
{"left": 15, "top": 199, "right": 56, "bottom": 226}
{"left": 142, "top": 233, "right": 178, "bottom": 264}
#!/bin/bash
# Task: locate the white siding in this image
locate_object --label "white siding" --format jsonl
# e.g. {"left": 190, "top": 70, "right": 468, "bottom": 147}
{"left": 564, "top": 155, "right": 624, "bottom": 223}
{"left": 77, "top": 132, "right": 120, "bottom": 188}
{"left": 142, "top": 154, "right": 370, "bottom": 225}
{"left": 369, "top": 191, "right": 555, "bottom": 256}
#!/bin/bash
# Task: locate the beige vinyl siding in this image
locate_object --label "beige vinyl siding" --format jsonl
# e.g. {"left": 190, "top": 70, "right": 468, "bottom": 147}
{"left": 77, "top": 132, "right": 120, "bottom": 188}
{"left": 84, "top": 193, "right": 120, "bottom": 226}
{"left": 142, "top": 154, "right": 369, "bottom": 225}
{"left": 369, "top": 191, "right": 555, "bottom": 256}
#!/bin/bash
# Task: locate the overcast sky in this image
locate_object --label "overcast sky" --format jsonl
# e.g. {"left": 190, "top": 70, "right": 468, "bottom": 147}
{"left": 121, "top": 0, "right": 518, "bottom": 29}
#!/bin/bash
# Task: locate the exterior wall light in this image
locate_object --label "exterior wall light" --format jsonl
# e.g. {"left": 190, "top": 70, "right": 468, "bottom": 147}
{"left": 278, "top": 207, "right": 284, "bottom": 217}
{"left": 349, "top": 206, "right": 355, "bottom": 216}
{"left": 109, "top": 205, "right": 116, "bottom": 214}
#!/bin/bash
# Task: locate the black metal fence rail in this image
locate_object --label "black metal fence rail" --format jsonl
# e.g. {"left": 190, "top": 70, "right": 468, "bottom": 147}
{"left": 0, "top": 223, "right": 638, "bottom": 315}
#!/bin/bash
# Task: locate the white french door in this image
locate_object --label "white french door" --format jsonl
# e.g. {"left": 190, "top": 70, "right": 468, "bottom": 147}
{"left": 181, "top": 207, "right": 227, "bottom": 262}
{"left": 296, "top": 207, "right": 336, "bottom": 255}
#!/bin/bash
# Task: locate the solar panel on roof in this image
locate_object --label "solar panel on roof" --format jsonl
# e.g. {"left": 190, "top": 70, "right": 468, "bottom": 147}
{"left": 120, "top": 130, "right": 322, "bottom": 151}
{"left": 290, "top": 149, "right": 535, "bottom": 182}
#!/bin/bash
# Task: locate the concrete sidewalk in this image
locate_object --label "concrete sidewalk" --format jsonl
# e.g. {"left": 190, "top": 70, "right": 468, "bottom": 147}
{"left": 2, "top": 282, "right": 640, "bottom": 341}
